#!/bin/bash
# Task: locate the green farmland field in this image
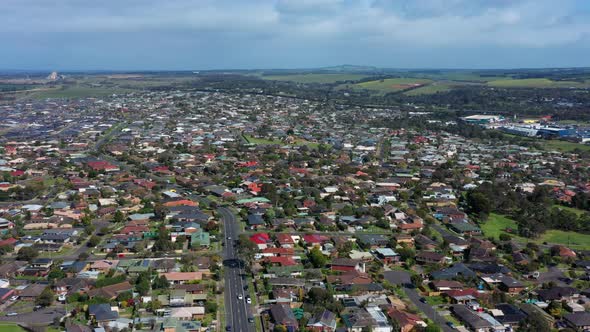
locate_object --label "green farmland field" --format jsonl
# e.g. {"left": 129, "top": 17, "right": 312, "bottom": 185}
{"left": 262, "top": 73, "right": 368, "bottom": 84}
{"left": 355, "top": 78, "right": 432, "bottom": 93}
{"left": 404, "top": 83, "right": 456, "bottom": 95}
{"left": 488, "top": 78, "right": 589, "bottom": 88}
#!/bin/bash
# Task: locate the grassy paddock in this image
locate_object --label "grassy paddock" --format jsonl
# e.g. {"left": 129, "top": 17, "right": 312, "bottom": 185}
{"left": 488, "top": 78, "right": 589, "bottom": 88}
{"left": 355, "top": 78, "right": 432, "bottom": 93}
{"left": 262, "top": 73, "right": 368, "bottom": 84}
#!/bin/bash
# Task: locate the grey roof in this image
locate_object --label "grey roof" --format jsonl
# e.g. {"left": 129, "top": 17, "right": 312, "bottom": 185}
{"left": 451, "top": 305, "right": 493, "bottom": 329}
{"left": 565, "top": 312, "right": 590, "bottom": 327}
{"left": 89, "top": 303, "right": 119, "bottom": 321}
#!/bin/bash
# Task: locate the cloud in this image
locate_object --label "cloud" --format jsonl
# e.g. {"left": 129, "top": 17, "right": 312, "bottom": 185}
{"left": 1, "top": 0, "right": 589, "bottom": 69}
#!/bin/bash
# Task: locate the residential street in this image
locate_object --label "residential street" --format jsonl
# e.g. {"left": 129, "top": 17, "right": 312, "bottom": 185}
{"left": 219, "top": 207, "right": 254, "bottom": 332}
{"left": 403, "top": 286, "right": 454, "bottom": 332}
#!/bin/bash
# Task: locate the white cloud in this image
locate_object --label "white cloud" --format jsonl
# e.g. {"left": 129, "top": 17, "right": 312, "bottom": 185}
{"left": 1, "top": 0, "right": 589, "bottom": 48}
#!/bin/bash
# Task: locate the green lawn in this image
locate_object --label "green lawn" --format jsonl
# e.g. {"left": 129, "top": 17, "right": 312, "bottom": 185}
{"left": 425, "top": 295, "right": 446, "bottom": 306}
{"left": 539, "top": 230, "right": 590, "bottom": 250}
{"left": 243, "top": 134, "right": 325, "bottom": 149}
{"left": 480, "top": 214, "right": 520, "bottom": 240}
{"left": 481, "top": 213, "right": 590, "bottom": 250}
{"left": 553, "top": 205, "right": 588, "bottom": 217}
{"left": 0, "top": 323, "right": 26, "bottom": 332}
{"left": 488, "top": 78, "right": 589, "bottom": 88}
{"left": 355, "top": 78, "right": 432, "bottom": 93}
{"left": 261, "top": 73, "right": 368, "bottom": 84}
{"left": 498, "top": 132, "right": 590, "bottom": 152}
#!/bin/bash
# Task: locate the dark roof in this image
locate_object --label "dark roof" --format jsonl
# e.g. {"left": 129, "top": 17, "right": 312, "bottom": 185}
{"left": 430, "top": 263, "right": 477, "bottom": 280}
{"left": 89, "top": 303, "right": 119, "bottom": 321}
{"left": 494, "top": 304, "right": 527, "bottom": 325}
{"left": 383, "top": 270, "right": 411, "bottom": 286}
{"left": 468, "top": 262, "right": 510, "bottom": 274}
{"left": 451, "top": 305, "right": 492, "bottom": 329}
{"left": 270, "top": 304, "right": 297, "bottom": 326}
{"left": 537, "top": 286, "right": 577, "bottom": 301}
{"left": 565, "top": 312, "right": 590, "bottom": 327}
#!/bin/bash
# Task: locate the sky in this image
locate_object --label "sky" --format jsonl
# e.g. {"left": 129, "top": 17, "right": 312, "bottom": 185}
{"left": 2, "top": 0, "right": 590, "bottom": 70}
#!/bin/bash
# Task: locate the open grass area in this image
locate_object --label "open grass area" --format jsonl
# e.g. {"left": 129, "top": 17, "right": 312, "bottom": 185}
{"left": 541, "top": 139, "right": 590, "bottom": 152}
{"left": 480, "top": 213, "right": 520, "bottom": 240}
{"left": 262, "top": 73, "right": 368, "bottom": 84}
{"left": 553, "top": 205, "right": 588, "bottom": 216}
{"left": 355, "top": 78, "right": 432, "bottom": 93}
{"left": 30, "top": 85, "right": 134, "bottom": 99}
{"left": 498, "top": 132, "right": 590, "bottom": 152}
{"left": 539, "top": 230, "right": 590, "bottom": 250}
{"left": 403, "top": 83, "right": 455, "bottom": 95}
{"left": 0, "top": 323, "right": 26, "bottom": 332}
{"left": 481, "top": 213, "right": 590, "bottom": 250}
{"left": 243, "top": 135, "right": 283, "bottom": 145}
{"left": 488, "top": 78, "right": 589, "bottom": 88}
{"left": 243, "top": 134, "right": 325, "bottom": 149}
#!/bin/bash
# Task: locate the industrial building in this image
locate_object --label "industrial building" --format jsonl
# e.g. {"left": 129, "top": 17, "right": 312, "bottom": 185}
{"left": 461, "top": 115, "right": 505, "bottom": 124}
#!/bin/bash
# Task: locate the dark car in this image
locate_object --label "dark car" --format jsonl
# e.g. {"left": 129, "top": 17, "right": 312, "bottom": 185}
{"left": 225, "top": 326, "right": 231, "bottom": 331}
{"left": 419, "top": 297, "right": 426, "bottom": 303}
{"left": 248, "top": 317, "right": 255, "bottom": 323}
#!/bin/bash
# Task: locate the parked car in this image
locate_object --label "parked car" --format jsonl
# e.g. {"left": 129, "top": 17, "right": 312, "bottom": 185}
{"left": 6, "top": 313, "right": 18, "bottom": 316}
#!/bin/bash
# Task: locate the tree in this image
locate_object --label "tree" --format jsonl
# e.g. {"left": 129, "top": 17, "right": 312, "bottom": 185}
{"left": 36, "top": 287, "right": 54, "bottom": 307}
{"left": 87, "top": 235, "right": 101, "bottom": 247}
{"left": 48, "top": 268, "right": 66, "bottom": 280}
{"left": 152, "top": 275, "right": 169, "bottom": 290}
{"left": 308, "top": 247, "right": 327, "bottom": 268}
{"left": 153, "top": 227, "right": 174, "bottom": 252}
{"left": 112, "top": 210, "right": 125, "bottom": 223}
{"left": 518, "top": 311, "right": 551, "bottom": 332}
{"left": 411, "top": 274, "right": 424, "bottom": 287}
{"left": 205, "top": 301, "right": 218, "bottom": 314}
{"left": 135, "top": 271, "right": 151, "bottom": 296}
{"left": 17, "top": 246, "right": 39, "bottom": 261}
{"left": 236, "top": 234, "right": 258, "bottom": 269}
{"left": 466, "top": 191, "right": 492, "bottom": 219}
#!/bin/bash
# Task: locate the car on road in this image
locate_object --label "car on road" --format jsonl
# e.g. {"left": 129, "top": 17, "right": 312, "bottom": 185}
{"left": 446, "top": 322, "right": 455, "bottom": 329}
{"left": 225, "top": 325, "right": 231, "bottom": 331}
{"left": 226, "top": 236, "right": 231, "bottom": 240}
{"left": 246, "top": 297, "right": 252, "bottom": 304}
{"left": 419, "top": 297, "right": 426, "bottom": 303}
{"left": 6, "top": 313, "right": 18, "bottom": 316}
{"left": 34, "top": 305, "right": 44, "bottom": 311}
{"left": 237, "top": 294, "right": 243, "bottom": 300}
{"left": 248, "top": 317, "right": 255, "bottom": 323}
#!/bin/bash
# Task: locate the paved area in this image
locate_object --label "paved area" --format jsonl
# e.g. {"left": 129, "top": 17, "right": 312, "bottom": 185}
{"left": 219, "top": 207, "right": 254, "bottom": 332}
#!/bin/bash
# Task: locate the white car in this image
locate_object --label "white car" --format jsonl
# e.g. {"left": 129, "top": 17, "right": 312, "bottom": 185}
{"left": 246, "top": 297, "right": 252, "bottom": 304}
{"left": 9, "top": 296, "right": 18, "bottom": 301}
{"left": 237, "top": 294, "right": 243, "bottom": 300}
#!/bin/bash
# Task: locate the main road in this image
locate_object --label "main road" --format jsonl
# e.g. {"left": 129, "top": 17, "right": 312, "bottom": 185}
{"left": 218, "top": 207, "right": 255, "bottom": 332}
